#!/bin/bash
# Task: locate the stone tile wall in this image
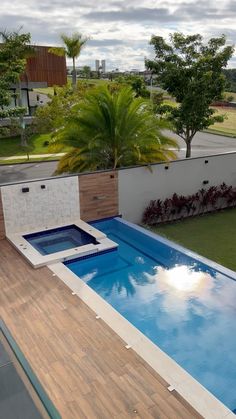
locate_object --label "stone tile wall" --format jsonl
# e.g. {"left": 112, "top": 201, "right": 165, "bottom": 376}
{"left": 1, "top": 177, "right": 80, "bottom": 234}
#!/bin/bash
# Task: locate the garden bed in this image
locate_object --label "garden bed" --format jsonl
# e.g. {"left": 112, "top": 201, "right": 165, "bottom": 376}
{"left": 142, "top": 184, "right": 236, "bottom": 226}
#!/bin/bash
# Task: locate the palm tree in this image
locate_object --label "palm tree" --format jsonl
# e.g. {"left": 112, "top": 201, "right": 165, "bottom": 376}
{"left": 50, "top": 33, "right": 89, "bottom": 87}
{"left": 52, "top": 86, "right": 178, "bottom": 174}
{"left": 61, "top": 33, "right": 89, "bottom": 87}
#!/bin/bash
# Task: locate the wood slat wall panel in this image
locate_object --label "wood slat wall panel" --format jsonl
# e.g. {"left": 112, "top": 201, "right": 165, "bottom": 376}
{"left": 0, "top": 190, "right": 5, "bottom": 240}
{"left": 21, "top": 45, "right": 67, "bottom": 87}
{"left": 0, "top": 240, "right": 202, "bottom": 419}
{"left": 79, "top": 171, "right": 119, "bottom": 221}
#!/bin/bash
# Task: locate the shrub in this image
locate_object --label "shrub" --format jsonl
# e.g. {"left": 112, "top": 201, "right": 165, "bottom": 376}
{"left": 142, "top": 183, "right": 236, "bottom": 225}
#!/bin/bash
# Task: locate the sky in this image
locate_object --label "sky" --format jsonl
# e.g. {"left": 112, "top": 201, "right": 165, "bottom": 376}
{"left": 1, "top": 0, "right": 236, "bottom": 70}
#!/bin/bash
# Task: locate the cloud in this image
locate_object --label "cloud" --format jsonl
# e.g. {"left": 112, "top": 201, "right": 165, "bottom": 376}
{"left": 0, "top": 0, "right": 235, "bottom": 70}
{"left": 89, "top": 39, "right": 125, "bottom": 47}
{"left": 84, "top": 7, "right": 182, "bottom": 23}
{"left": 84, "top": 1, "right": 236, "bottom": 23}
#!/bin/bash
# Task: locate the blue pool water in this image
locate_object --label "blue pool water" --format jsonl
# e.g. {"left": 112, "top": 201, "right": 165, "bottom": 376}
{"left": 24, "top": 225, "right": 97, "bottom": 255}
{"left": 65, "top": 218, "right": 236, "bottom": 411}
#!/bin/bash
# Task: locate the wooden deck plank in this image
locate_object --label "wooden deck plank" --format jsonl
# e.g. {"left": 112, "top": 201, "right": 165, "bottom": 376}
{"left": 0, "top": 239, "right": 202, "bottom": 418}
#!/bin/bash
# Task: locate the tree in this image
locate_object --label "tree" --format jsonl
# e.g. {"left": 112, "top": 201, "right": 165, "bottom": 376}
{"left": 81, "top": 65, "right": 91, "bottom": 79}
{"left": 35, "top": 81, "right": 91, "bottom": 134}
{"left": 0, "top": 31, "right": 30, "bottom": 114}
{"left": 0, "top": 30, "right": 33, "bottom": 145}
{"left": 51, "top": 33, "right": 89, "bottom": 88}
{"left": 51, "top": 86, "right": 178, "bottom": 174}
{"left": 115, "top": 74, "right": 149, "bottom": 97}
{"left": 146, "top": 33, "right": 234, "bottom": 157}
{"left": 223, "top": 69, "right": 236, "bottom": 93}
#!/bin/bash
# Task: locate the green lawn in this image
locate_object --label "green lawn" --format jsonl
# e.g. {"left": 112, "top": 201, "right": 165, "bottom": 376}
{"left": 162, "top": 97, "right": 236, "bottom": 137}
{"left": 33, "top": 79, "right": 109, "bottom": 95}
{"left": 33, "top": 87, "right": 55, "bottom": 95}
{"left": 224, "top": 91, "right": 236, "bottom": 101}
{"left": 208, "top": 107, "right": 236, "bottom": 136}
{"left": 147, "top": 209, "right": 236, "bottom": 271}
{"left": 0, "top": 133, "right": 70, "bottom": 157}
{"left": 163, "top": 99, "right": 178, "bottom": 107}
{"left": 80, "top": 78, "right": 110, "bottom": 85}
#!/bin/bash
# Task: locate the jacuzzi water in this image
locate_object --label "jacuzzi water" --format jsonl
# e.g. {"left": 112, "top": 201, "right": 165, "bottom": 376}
{"left": 65, "top": 217, "right": 236, "bottom": 411}
{"left": 24, "top": 225, "right": 98, "bottom": 255}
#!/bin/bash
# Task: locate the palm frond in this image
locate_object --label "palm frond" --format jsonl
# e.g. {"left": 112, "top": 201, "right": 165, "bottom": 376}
{"left": 54, "top": 85, "right": 179, "bottom": 173}
{"left": 60, "top": 32, "right": 89, "bottom": 59}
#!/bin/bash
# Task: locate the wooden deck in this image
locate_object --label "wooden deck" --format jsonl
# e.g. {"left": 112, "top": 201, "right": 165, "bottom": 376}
{"left": 0, "top": 239, "right": 202, "bottom": 419}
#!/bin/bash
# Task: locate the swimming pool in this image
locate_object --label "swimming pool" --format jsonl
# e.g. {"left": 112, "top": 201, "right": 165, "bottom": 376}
{"left": 24, "top": 225, "right": 98, "bottom": 255}
{"left": 65, "top": 217, "right": 236, "bottom": 412}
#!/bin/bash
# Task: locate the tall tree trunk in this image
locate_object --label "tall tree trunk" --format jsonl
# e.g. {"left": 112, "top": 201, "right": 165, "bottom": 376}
{"left": 17, "top": 81, "right": 27, "bottom": 147}
{"left": 72, "top": 57, "right": 76, "bottom": 88}
{"left": 20, "top": 118, "right": 27, "bottom": 147}
{"left": 185, "top": 139, "right": 191, "bottom": 158}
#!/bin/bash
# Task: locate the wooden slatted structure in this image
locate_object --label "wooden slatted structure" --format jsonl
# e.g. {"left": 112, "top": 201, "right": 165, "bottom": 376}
{"left": 0, "top": 239, "right": 201, "bottom": 418}
{"left": 79, "top": 171, "right": 119, "bottom": 221}
{"left": 21, "top": 45, "right": 67, "bottom": 86}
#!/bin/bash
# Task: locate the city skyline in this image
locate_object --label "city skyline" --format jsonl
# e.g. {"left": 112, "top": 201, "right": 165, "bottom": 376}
{"left": 1, "top": 0, "right": 236, "bottom": 70}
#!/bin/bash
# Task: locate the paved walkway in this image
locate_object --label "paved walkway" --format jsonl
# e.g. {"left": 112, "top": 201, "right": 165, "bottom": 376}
{"left": 0, "top": 152, "right": 66, "bottom": 161}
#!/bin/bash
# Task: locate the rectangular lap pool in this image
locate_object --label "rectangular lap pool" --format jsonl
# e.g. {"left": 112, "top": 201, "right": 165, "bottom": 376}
{"left": 24, "top": 225, "right": 98, "bottom": 255}
{"left": 65, "top": 217, "right": 236, "bottom": 412}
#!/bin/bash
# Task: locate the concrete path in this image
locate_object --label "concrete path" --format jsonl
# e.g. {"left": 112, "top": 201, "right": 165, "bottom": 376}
{"left": 0, "top": 152, "right": 65, "bottom": 161}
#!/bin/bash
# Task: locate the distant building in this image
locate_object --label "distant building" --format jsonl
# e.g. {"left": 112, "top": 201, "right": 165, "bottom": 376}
{"left": 95, "top": 59, "right": 106, "bottom": 73}
{"left": 101, "top": 60, "right": 106, "bottom": 73}
{"left": 95, "top": 60, "right": 100, "bottom": 72}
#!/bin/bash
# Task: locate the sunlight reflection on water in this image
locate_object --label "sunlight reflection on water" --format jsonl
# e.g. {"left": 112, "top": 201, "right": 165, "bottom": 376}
{"left": 152, "top": 265, "right": 213, "bottom": 293}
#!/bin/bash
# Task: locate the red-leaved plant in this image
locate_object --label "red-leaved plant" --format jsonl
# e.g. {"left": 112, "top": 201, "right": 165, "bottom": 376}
{"left": 142, "top": 183, "right": 236, "bottom": 225}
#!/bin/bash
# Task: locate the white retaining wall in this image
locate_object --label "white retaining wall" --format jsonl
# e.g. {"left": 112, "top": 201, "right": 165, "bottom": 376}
{"left": 118, "top": 153, "right": 236, "bottom": 223}
{"left": 1, "top": 176, "right": 80, "bottom": 234}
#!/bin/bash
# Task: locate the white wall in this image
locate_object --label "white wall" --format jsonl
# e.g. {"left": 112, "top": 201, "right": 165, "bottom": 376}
{"left": 29, "top": 91, "right": 51, "bottom": 107}
{"left": 119, "top": 153, "right": 236, "bottom": 223}
{"left": 1, "top": 176, "right": 80, "bottom": 234}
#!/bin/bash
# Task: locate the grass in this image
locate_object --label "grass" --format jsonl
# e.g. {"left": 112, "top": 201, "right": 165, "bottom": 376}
{"left": 147, "top": 208, "right": 236, "bottom": 271}
{"left": 34, "top": 79, "right": 111, "bottom": 97}
{"left": 224, "top": 91, "right": 236, "bottom": 101}
{"left": 163, "top": 99, "right": 178, "bottom": 107}
{"left": 33, "top": 87, "right": 55, "bottom": 95}
{"left": 0, "top": 133, "right": 71, "bottom": 157}
{"left": 81, "top": 78, "right": 110, "bottom": 85}
{"left": 208, "top": 107, "right": 236, "bottom": 136}
{"left": 162, "top": 100, "right": 236, "bottom": 137}
{"left": 164, "top": 94, "right": 236, "bottom": 137}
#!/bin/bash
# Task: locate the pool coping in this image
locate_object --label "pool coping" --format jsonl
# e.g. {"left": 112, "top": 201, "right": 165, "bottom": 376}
{"left": 49, "top": 217, "right": 236, "bottom": 419}
{"left": 6, "top": 219, "right": 117, "bottom": 268}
